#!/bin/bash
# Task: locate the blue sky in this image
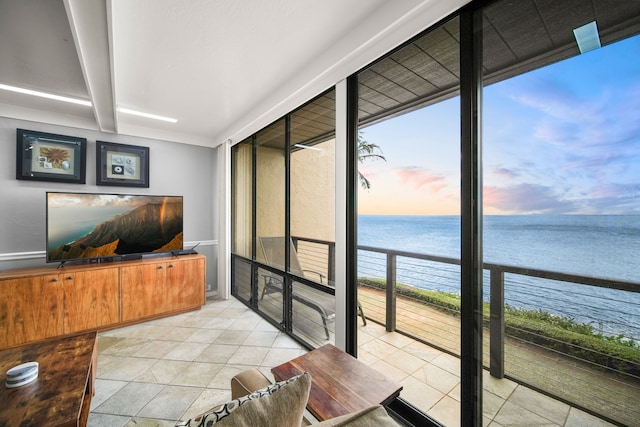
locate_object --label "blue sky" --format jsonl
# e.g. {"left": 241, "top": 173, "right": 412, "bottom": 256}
{"left": 358, "top": 34, "right": 640, "bottom": 215}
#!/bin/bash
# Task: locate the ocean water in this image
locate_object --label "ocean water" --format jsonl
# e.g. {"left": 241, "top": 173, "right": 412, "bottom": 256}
{"left": 357, "top": 215, "right": 640, "bottom": 339}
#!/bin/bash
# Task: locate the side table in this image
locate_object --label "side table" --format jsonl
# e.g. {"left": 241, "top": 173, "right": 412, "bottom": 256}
{"left": 272, "top": 344, "right": 402, "bottom": 421}
{"left": 0, "top": 331, "right": 98, "bottom": 427}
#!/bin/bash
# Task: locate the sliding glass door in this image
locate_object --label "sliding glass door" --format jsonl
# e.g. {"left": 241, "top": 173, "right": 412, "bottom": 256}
{"left": 481, "top": 2, "right": 640, "bottom": 425}
{"left": 231, "top": 90, "right": 337, "bottom": 348}
{"left": 355, "top": 16, "right": 462, "bottom": 426}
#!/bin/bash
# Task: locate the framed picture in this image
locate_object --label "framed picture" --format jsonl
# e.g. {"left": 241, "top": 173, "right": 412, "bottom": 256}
{"left": 97, "top": 141, "right": 149, "bottom": 187}
{"left": 16, "top": 129, "right": 87, "bottom": 184}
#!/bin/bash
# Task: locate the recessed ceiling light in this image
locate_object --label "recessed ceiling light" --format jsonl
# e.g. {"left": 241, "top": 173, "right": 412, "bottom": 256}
{"left": 0, "top": 83, "right": 92, "bottom": 106}
{"left": 118, "top": 107, "right": 178, "bottom": 123}
{"left": 293, "top": 144, "right": 322, "bottom": 151}
{"left": 573, "top": 21, "right": 601, "bottom": 54}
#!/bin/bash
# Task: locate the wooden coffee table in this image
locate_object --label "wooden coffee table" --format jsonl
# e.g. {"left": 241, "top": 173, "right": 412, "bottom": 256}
{"left": 271, "top": 344, "right": 402, "bottom": 421}
{"left": 0, "top": 331, "right": 98, "bottom": 427}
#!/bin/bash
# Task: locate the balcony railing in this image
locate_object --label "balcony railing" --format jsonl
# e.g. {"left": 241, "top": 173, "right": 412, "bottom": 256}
{"left": 292, "top": 236, "right": 640, "bottom": 426}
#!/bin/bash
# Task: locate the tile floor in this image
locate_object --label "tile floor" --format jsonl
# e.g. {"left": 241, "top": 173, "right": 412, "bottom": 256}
{"left": 88, "top": 297, "right": 616, "bottom": 427}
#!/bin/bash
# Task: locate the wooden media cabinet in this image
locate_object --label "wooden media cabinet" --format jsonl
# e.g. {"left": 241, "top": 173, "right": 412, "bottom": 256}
{"left": 0, "top": 254, "right": 206, "bottom": 350}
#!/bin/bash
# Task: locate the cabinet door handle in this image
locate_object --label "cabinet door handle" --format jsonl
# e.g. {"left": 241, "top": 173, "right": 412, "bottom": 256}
{"left": 52, "top": 278, "right": 59, "bottom": 282}
{"left": 168, "top": 264, "right": 174, "bottom": 269}
{"left": 66, "top": 276, "right": 74, "bottom": 280}
{"left": 158, "top": 266, "right": 164, "bottom": 270}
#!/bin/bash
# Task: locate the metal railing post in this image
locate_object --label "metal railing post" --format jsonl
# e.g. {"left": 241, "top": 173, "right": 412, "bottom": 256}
{"left": 328, "top": 242, "right": 336, "bottom": 283}
{"left": 490, "top": 268, "right": 505, "bottom": 378}
{"left": 386, "top": 252, "right": 397, "bottom": 332}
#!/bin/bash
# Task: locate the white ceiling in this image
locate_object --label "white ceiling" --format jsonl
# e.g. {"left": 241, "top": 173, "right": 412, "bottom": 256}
{"left": 0, "top": 0, "right": 467, "bottom": 148}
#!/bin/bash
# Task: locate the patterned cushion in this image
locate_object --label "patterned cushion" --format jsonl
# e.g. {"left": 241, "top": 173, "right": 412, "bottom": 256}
{"left": 176, "top": 372, "right": 311, "bottom": 427}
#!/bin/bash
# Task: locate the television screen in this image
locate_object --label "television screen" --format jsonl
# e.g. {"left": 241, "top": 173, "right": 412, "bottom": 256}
{"left": 46, "top": 192, "right": 183, "bottom": 263}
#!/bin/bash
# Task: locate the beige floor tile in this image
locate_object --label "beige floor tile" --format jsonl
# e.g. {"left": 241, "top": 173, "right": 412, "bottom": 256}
{"left": 124, "top": 419, "right": 175, "bottom": 427}
{"left": 359, "top": 321, "right": 388, "bottom": 338}
{"left": 97, "top": 336, "right": 123, "bottom": 353}
{"left": 430, "top": 352, "right": 461, "bottom": 376}
{"left": 87, "top": 413, "right": 130, "bottom": 427}
{"left": 134, "top": 359, "right": 191, "bottom": 384}
{"left": 398, "top": 375, "right": 445, "bottom": 414}
{"left": 184, "top": 328, "right": 223, "bottom": 344}
{"left": 137, "top": 385, "right": 202, "bottom": 420}
{"left": 192, "top": 307, "right": 224, "bottom": 318}
{"left": 272, "top": 333, "right": 302, "bottom": 348}
{"left": 230, "top": 345, "right": 270, "bottom": 366}
{"left": 508, "top": 386, "right": 570, "bottom": 425}
{"left": 449, "top": 382, "right": 461, "bottom": 401}
{"left": 216, "top": 307, "right": 252, "bottom": 319}
{"left": 100, "top": 323, "right": 154, "bottom": 339}
{"left": 102, "top": 338, "right": 149, "bottom": 356}
{"left": 229, "top": 316, "right": 263, "bottom": 331}
{"left": 135, "top": 325, "right": 195, "bottom": 341}
{"left": 99, "top": 356, "right": 157, "bottom": 381}
{"left": 493, "top": 401, "right": 559, "bottom": 426}
{"left": 356, "top": 347, "right": 380, "bottom": 366}
{"left": 203, "top": 317, "right": 238, "bottom": 329}
{"left": 385, "top": 349, "right": 426, "bottom": 375}
{"left": 90, "top": 379, "right": 128, "bottom": 410}
{"left": 370, "top": 359, "right": 410, "bottom": 383}
{"left": 242, "top": 330, "right": 279, "bottom": 347}
{"left": 215, "top": 329, "right": 252, "bottom": 345}
{"left": 482, "top": 390, "right": 506, "bottom": 420}
{"left": 412, "top": 363, "right": 459, "bottom": 394}
{"left": 195, "top": 343, "right": 239, "bottom": 364}
{"left": 93, "top": 382, "right": 164, "bottom": 416}
{"left": 403, "top": 340, "right": 444, "bottom": 363}
{"left": 132, "top": 340, "right": 181, "bottom": 359}
{"left": 565, "top": 407, "right": 618, "bottom": 427}
{"left": 261, "top": 347, "right": 306, "bottom": 368}
{"left": 429, "top": 395, "right": 461, "bottom": 427}
{"left": 483, "top": 370, "right": 517, "bottom": 400}
{"left": 169, "top": 362, "right": 224, "bottom": 387}
{"left": 360, "top": 337, "right": 400, "bottom": 359}
{"left": 378, "top": 332, "right": 416, "bottom": 349}
{"left": 162, "top": 342, "right": 209, "bottom": 361}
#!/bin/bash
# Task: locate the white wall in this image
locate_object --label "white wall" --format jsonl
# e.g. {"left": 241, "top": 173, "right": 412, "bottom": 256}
{"left": 0, "top": 116, "right": 219, "bottom": 291}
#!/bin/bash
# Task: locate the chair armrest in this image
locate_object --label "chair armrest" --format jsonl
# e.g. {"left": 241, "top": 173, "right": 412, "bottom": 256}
{"left": 231, "top": 368, "right": 273, "bottom": 399}
{"left": 302, "top": 269, "right": 326, "bottom": 283}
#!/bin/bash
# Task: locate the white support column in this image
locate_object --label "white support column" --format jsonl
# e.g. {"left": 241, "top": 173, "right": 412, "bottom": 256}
{"left": 334, "top": 80, "right": 348, "bottom": 350}
{"left": 217, "top": 140, "right": 232, "bottom": 300}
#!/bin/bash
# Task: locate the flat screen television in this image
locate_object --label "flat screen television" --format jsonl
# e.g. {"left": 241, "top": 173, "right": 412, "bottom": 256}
{"left": 46, "top": 192, "right": 183, "bottom": 264}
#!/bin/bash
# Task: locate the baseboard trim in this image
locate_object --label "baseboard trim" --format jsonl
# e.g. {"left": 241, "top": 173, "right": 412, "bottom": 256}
{"left": 0, "top": 251, "right": 45, "bottom": 262}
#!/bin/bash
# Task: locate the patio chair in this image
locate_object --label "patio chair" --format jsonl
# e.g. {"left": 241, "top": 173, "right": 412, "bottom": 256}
{"left": 259, "top": 236, "right": 366, "bottom": 339}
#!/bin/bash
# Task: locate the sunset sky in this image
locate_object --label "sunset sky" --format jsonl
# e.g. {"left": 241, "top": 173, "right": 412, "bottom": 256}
{"left": 358, "top": 34, "right": 640, "bottom": 216}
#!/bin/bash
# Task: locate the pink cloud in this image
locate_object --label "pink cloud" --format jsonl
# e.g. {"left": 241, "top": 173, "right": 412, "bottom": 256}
{"left": 392, "top": 167, "right": 445, "bottom": 191}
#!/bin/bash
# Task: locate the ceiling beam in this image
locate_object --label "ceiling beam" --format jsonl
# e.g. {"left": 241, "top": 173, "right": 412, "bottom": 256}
{"left": 64, "top": 0, "right": 116, "bottom": 133}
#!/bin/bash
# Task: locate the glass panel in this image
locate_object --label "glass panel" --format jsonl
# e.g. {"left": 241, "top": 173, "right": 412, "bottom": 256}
{"left": 257, "top": 267, "right": 284, "bottom": 325}
{"left": 357, "top": 17, "right": 461, "bottom": 425}
{"left": 255, "top": 119, "right": 286, "bottom": 263}
{"left": 482, "top": 1, "right": 640, "bottom": 426}
{"left": 231, "top": 139, "right": 253, "bottom": 258}
{"left": 290, "top": 89, "right": 336, "bottom": 284}
{"left": 291, "top": 279, "right": 335, "bottom": 346}
{"left": 254, "top": 119, "right": 286, "bottom": 326}
{"left": 232, "top": 256, "right": 252, "bottom": 305}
